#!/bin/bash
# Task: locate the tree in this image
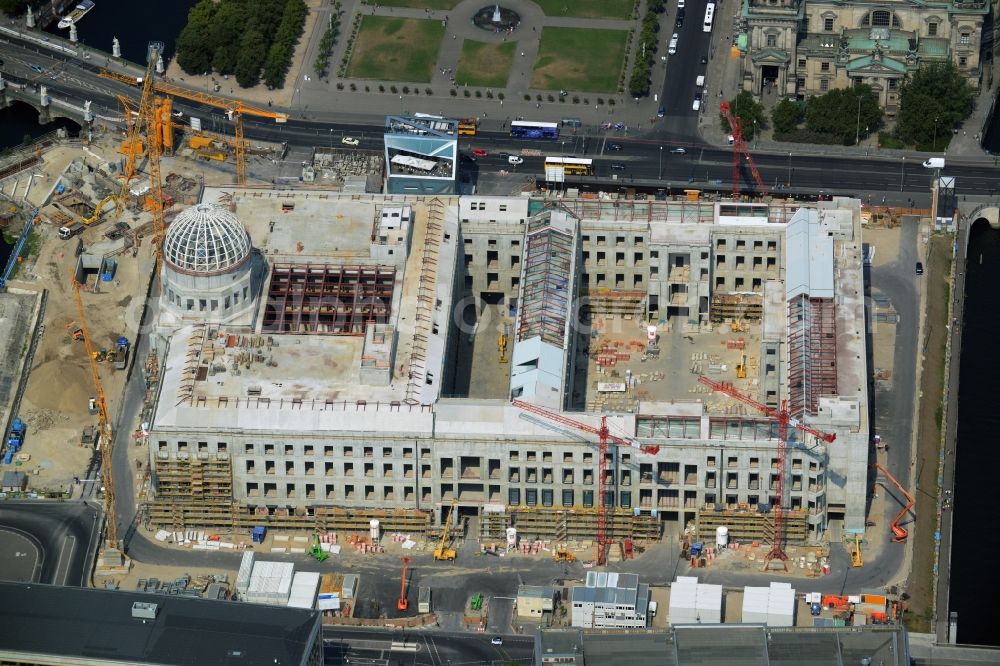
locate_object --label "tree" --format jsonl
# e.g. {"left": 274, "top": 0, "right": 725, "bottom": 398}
{"left": 895, "top": 62, "right": 974, "bottom": 148}
{"left": 234, "top": 29, "right": 267, "bottom": 88}
{"left": 720, "top": 91, "right": 766, "bottom": 140}
{"left": 0, "top": 0, "right": 29, "bottom": 13}
{"left": 804, "top": 85, "right": 882, "bottom": 145}
{"left": 771, "top": 98, "right": 805, "bottom": 134}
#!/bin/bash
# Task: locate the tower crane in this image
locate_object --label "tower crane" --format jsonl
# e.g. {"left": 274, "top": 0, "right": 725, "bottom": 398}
{"left": 434, "top": 500, "right": 457, "bottom": 561}
{"left": 874, "top": 463, "right": 914, "bottom": 542}
{"left": 397, "top": 556, "right": 412, "bottom": 611}
{"left": 99, "top": 69, "right": 288, "bottom": 185}
{"left": 697, "top": 376, "right": 835, "bottom": 567}
{"left": 71, "top": 274, "right": 118, "bottom": 556}
{"left": 114, "top": 43, "right": 168, "bottom": 261}
{"left": 719, "top": 101, "right": 768, "bottom": 197}
{"left": 511, "top": 399, "right": 660, "bottom": 566}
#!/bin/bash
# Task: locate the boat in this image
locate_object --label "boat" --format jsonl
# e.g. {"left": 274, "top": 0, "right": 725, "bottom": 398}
{"left": 57, "top": 0, "right": 95, "bottom": 29}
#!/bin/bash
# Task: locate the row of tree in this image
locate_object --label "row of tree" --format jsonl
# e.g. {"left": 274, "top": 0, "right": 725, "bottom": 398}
{"left": 727, "top": 62, "right": 973, "bottom": 148}
{"left": 628, "top": 0, "right": 665, "bottom": 98}
{"left": 314, "top": 3, "right": 342, "bottom": 80}
{"left": 175, "top": 0, "right": 307, "bottom": 89}
{"left": 0, "top": 0, "right": 29, "bottom": 14}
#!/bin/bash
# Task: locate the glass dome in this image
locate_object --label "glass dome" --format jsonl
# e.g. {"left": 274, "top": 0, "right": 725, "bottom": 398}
{"left": 163, "top": 203, "right": 252, "bottom": 275}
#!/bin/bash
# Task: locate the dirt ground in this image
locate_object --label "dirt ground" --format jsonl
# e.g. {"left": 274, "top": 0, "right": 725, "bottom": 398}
{"left": 163, "top": 0, "right": 324, "bottom": 109}
{"left": 907, "top": 234, "right": 950, "bottom": 632}
{"left": 104, "top": 561, "right": 237, "bottom": 595}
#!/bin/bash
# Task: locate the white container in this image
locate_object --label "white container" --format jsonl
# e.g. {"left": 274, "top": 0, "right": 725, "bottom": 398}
{"left": 506, "top": 527, "right": 517, "bottom": 546}
{"left": 370, "top": 519, "right": 380, "bottom": 542}
{"left": 236, "top": 551, "right": 255, "bottom": 596}
{"left": 715, "top": 526, "right": 729, "bottom": 548}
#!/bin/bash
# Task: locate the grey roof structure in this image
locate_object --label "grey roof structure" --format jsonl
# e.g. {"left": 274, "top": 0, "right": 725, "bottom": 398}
{"left": 163, "top": 202, "right": 252, "bottom": 276}
{"left": 535, "top": 624, "right": 909, "bottom": 666}
{"left": 0, "top": 581, "right": 321, "bottom": 666}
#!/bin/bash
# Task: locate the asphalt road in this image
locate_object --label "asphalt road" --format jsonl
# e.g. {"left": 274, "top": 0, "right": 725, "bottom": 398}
{"left": 3, "top": 33, "right": 1000, "bottom": 199}
{"left": 321, "top": 627, "right": 534, "bottom": 666}
{"left": 0, "top": 501, "right": 101, "bottom": 586}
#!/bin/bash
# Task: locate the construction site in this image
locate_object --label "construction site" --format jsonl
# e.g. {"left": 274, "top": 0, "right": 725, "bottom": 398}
{"left": 0, "top": 45, "right": 885, "bottom": 584}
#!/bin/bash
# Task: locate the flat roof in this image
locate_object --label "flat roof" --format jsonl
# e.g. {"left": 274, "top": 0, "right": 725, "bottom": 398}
{"left": 0, "top": 581, "right": 320, "bottom": 666}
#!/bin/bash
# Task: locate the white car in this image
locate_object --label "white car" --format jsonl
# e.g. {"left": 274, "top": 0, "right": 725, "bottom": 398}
{"left": 692, "top": 99, "right": 701, "bottom": 111}
{"left": 508, "top": 155, "right": 524, "bottom": 165}
{"left": 491, "top": 636, "right": 503, "bottom": 646}
{"left": 668, "top": 34, "right": 679, "bottom": 55}
{"left": 678, "top": 0, "right": 685, "bottom": 6}
{"left": 341, "top": 137, "right": 360, "bottom": 146}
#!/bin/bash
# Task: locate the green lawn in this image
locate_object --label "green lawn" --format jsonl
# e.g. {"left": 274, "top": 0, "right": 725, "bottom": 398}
{"left": 346, "top": 17, "right": 445, "bottom": 82}
{"left": 533, "top": 0, "right": 634, "bottom": 19}
{"left": 531, "top": 27, "right": 628, "bottom": 92}
{"left": 455, "top": 40, "right": 516, "bottom": 88}
{"left": 361, "top": 0, "right": 463, "bottom": 8}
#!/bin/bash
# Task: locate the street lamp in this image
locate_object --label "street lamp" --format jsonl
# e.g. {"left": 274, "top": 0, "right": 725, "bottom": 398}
{"left": 899, "top": 156, "right": 905, "bottom": 192}
{"left": 328, "top": 128, "right": 332, "bottom": 153}
{"left": 659, "top": 146, "right": 663, "bottom": 180}
{"left": 855, "top": 97, "right": 862, "bottom": 146}
{"left": 786, "top": 152, "right": 791, "bottom": 188}
{"left": 933, "top": 116, "right": 939, "bottom": 152}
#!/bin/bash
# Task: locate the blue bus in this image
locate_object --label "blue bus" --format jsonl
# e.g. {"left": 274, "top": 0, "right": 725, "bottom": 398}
{"left": 510, "top": 121, "right": 559, "bottom": 140}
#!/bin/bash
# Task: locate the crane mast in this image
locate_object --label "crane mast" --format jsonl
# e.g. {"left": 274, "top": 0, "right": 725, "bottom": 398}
{"left": 697, "top": 376, "right": 834, "bottom": 566}
{"left": 512, "top": 399, "right": 659, "bottom": 566}
{"left": 99, "top": 69, "right": 288, "bottom": 186}
{"left": 71, "top": 276, "right": 117, "bottom": 550}
{"left": 719, "top": 101, "right": 768, "bottom": 197}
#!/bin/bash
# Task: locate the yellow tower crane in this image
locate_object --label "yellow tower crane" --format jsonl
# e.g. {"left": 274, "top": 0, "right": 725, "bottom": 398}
{"left": 434, "top": 501, "right": 458, "bottom": 561}
{"left": 114, "top": 43, "right": 169, "bottom": 261}
{"left": 71, "top": 274, "right": 121, "bottom": 562}
{"left": 99, "top": 69, "right": 288, "bottom": 186}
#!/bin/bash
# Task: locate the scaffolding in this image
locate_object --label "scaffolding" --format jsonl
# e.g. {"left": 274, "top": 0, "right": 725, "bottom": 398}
{"left": 580, "top": 288, "right": 646, "bottom": 316}
{"left": 709, "top": 293, "right": 763, "bottom": 323}
{"left": 695, "top": 506, "right": 809, "bottom": 544}
{"left": 787, "top": 295, "right": 838, "bottom": 418}
{"left": 479, "top": 507, "right": 660, "bottom": 542}
{"left": 262, "top": 263, "right": 396, "bottom": 335}
{"left": 147, "top": 498, "right": 432, "bottom": 533}
{"left": 404, "top": 198, "right": 444, "bottom": 404}
{"left": 516, "top": 217, "right": 574, "bottom": 346}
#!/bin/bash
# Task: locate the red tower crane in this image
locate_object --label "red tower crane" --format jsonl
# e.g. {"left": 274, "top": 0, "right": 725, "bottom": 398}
{"left": 397, "top": 556, "right": 412, "bottom": 611}
{"left": 697, "top": 376, "right": 835, "bottom": 566}
{"left": 719, "top": 101, "right": 768, "bottom": 197}
{"left": 512, "top": 399, "right": 659, "bottom": 566}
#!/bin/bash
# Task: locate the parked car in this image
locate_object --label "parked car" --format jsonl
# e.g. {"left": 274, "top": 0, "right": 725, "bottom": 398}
{"left": 657, "top": 106, "right": 665, "bottom": 118}
{"left": 507, "top": 155, "right": 524, "bottom": 165}
{"left": 692, "top": 99, "right": 701, "bottom": 111}
{"left": 491, "top": 637, "right": 504, "bottom": 646}
{"left": 678, "top": 0, "right": 685, "bottom": 7}
{"left": 670, "top": 147, "right": 687, "bottom": 154}
{"left": 915, "top": 262, "right": 924, "bottom": 275}
{"left": 700, "top": 54, "right": 709, "bottom": 65}
{"left": 608, "top": 143, "right": 623, "bottom": 151}
{"left": 30, "top": 64, "right": 44, "bottom": 74}
{"left": 472, "top": 148, "right": 488, "bottom": 157}
{"left": 341, "top": 136, "right": 359, "bottom": 146}
{"left": 611, "top": 162, "right": 626, "bottom": 171}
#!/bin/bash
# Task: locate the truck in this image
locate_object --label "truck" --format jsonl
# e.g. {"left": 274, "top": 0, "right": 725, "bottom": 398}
{"left": 4, "top": 418, "right": 26, "bottom": 464}
{"left": 59, "top": 223, "right": 84, "bottom": 240}
{"left": 922, "top": 157, "right": 945, "bottom": 169}
{"left": 418, "top": 586, "right": 431, "bottom": 613}
{"left": 112, "top": 336, "right": 130, "bottom": 370}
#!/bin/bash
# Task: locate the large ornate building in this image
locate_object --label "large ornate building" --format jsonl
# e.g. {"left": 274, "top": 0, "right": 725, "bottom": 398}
{"left": 741, "top": 0, "right": 992, "bottom": 113}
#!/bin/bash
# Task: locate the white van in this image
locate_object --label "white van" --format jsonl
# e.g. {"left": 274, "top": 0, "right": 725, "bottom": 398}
{"left": 696, "top": 75, "right": 705, "bottom": 87}
{"left": 668, "top": 34, "right": 679, "bottom": 55}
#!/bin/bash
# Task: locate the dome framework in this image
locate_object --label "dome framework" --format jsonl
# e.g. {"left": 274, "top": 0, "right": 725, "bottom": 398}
{"left": 163, "top": 203, "right": 252, "bottom": 276}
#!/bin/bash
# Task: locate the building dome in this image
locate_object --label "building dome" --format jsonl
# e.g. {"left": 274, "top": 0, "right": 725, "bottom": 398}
{"left": 163, "top": 203, "right": 252, "bottom": 275}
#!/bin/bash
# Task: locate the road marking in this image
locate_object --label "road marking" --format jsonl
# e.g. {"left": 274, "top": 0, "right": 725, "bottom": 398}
{"left": 54, "top": 535, "right": 76, "bottom": 586}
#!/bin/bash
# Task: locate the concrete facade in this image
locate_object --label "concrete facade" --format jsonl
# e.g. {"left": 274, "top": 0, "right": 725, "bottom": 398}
{"left": 147, "top": 192, "right": 870, "bottom": 538}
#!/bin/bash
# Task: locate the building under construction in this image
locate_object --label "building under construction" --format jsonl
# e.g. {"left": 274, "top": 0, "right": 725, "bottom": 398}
{"left": 145, "top": 190, "right": 869, "bottom": 544}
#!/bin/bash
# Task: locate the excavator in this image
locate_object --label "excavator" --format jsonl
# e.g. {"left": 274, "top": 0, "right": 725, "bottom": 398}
{"left": 82, "top": 195, "right": 115, "bottom": 225}
{"left": 851, "top": 534, "right": 864, "bottom": 567}
{"left": 309, "top": 534, "right": 329, "bottom": 562}
{"left": 735, "top": 352, "right": 747, "bottom": 379}
{"left": 553, "top": 545, "right": 577, "bottom": 562}
{"left": 434, "top": 501, "right": 458, "bottom": 561}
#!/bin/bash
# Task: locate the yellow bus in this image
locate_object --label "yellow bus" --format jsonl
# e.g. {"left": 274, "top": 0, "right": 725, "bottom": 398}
{"left": 458, "top": 118, "right": 478, "bottom": 136}
{"left": 544, "top": 156, "right": 594, "bottom": 176}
